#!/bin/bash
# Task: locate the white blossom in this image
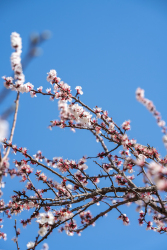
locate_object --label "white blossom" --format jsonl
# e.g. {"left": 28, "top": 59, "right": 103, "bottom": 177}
{"left": 47, "top": 69, "right": 57, "bottom": 82}
{"left": 37, "top": 212, "right": 55, "bottom": 225}
{"left": 27, "top": 241, "right": 35, "bottom": 249}
{"left": 11, "top": 32, "right": 22, "bottom": 49}
{"left": 75, "top": 86, "right": 83, "bottom": 95}
{"left": 38, "top": 227, "right": 48, "bottom": 237}
{"left": 0, "top": 119, "right": 9, "bottom": 142}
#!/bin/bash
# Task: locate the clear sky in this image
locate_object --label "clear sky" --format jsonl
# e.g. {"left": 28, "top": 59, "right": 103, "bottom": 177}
{"left": 1, "top": 0, "right": 167, "bottom": 249}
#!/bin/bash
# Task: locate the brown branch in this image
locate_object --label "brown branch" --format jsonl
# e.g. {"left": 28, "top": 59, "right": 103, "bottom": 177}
{"left": 75, "top": 196, "right": 138, "bottom": 232}
{"left": 14, "top": 219, "right": 20, "bottom": 250}
{"left": 2, "top": 92, "right": 20, "bottom": 162}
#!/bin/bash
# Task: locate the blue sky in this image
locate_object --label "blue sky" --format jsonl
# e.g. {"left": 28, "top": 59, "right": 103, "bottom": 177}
{"left": 1, "top": 0, "right": 167, "bottom": 249}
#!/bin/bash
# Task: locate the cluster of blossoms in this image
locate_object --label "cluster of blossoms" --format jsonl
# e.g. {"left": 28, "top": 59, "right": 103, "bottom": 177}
{"left": 57, "top": 101, "right": 92, "bottom": 128}
{"left": 102, "top": 163, "right": 113, "bottom": 173}
{"left": 46, "top": 70, "right": 71, "bottom": 101}
{"left": 2, "top": 32, "right": 35, "bottom": 95}
{"left": 148, "top": 161, "right": 167, "bottom": 190}
{"left": 110, "top": 131, "right": 137, "bottom": 150}
{"left": 138, "top": 210, "right": 145, "bottom": 225}
{"left": 46, "top": 69, "right": 90, "bottom": 127}
{"left": 55, "top": 208, "right": 73, "bottom": 222}
{"left": 33, "top": 150, "right": 44, "bottom": 162}
{"left": 123, "top": 157, "right": 135, "bottom": 173}
{"left": 122, "top": 120, "right": 131, "bottom": 131}
{"left": 20, "top": 210, "right": 40, "bottom": 228}
{"left": 152, "top": 214, "right": 167, "bottom": 233}
{"left": 140, "top": 193, "right": 152, "bottom": 203}
{"left": 10, "top": 32, "right": 24, "bottom": 85}
{"left": 136, "top": 88, "right": 167, "bottom": 134}
{"left": 138, "top": 210, "right": 166, "bottom": 232}
{"left": 36, "top": 211, "right": 55, "bottom": 236}
{"left": 63, "top": 220, "right": 77, "bottom": 236}
{"left": 134, "top": 144, "right": 160, "bottom": 160}
{"left": 2, "top": 77, "right": 34, "bottom": 95}
{"left": 80, "top": 211, "right": 94, "bottom": 226}
{"left": 74, "top": 170, "right": 88, "bottom": 186}
{"left": 0, "top": 231, "right": 7, "bottom": 240}
{"left": 27, "top": 242, "right": 49, "bottom": 250}
{"left": 146, "top": 221, "right": 153, "bottom": 231}
{"left": 0, "top": 207, "right": 6, "bottom": 241}
{"left": 115, "top": 175, "right": 127, "bottom": 186}
{"left": 117, "top": 214, "right": 129, "bottom": 226}
{"left": 15, "top": 160, "right": 33, "bottom": 175}
{"left": 7, "top": 194, "right": 39, "bottom": 216}
{"left": 93, "top": 106, "right": 102, "bottom": 119}
{"left": 54, "top": 158, "right": 76, "bottom": 173}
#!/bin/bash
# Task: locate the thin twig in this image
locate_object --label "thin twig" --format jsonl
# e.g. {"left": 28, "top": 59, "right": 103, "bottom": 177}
{"left": 2, "top": 92, "right": 20, "bottom": 162}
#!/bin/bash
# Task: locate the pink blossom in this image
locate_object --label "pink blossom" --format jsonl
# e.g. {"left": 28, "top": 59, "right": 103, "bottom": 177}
{"left": 75, "top": 86, "right": 83, "bottom": 95}
{"left": 30, "top": 91, "right": 37, "bottom": 98}
{"left": 37, "top": 86, "right": 43, "bottom": 92}
{"left": 122, "top": 120, "right": 131, "bottom": 131}
{"left": 47, "top": 69, "right": 57, "bottom": 82}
